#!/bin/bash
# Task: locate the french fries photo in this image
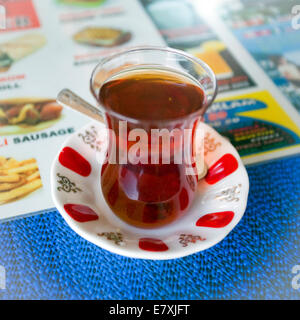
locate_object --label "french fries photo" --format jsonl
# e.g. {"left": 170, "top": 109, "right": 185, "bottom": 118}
{"left": 0, "top": 156, "right": 42, "bottom": 205}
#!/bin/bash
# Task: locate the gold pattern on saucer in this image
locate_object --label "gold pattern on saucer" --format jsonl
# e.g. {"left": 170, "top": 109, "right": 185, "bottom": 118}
{"left": 204, "top": 132, "right": 221, "bottom": 156}
{"left": 98, "top": 232, "right": 125, "bottom": 245}
{"left": 215, "top": 184, "right": 242, "bottom": 202}
{"left": 179, "top": 234, "right": 206, "bottom": 247}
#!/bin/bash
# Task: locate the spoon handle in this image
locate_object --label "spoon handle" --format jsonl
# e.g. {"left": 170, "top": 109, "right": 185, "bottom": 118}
{"left": 57, "top": 88, "right": 104, "bottom": 123}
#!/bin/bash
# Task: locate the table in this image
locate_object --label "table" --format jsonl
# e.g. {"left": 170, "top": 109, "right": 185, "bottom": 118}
{"left": 0, "top": 155, "right": 299, "bottom": 299}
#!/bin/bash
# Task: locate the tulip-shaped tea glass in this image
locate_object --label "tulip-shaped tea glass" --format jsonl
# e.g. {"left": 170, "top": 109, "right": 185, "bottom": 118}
{"left": 90, "top": 46, "right": 217, "bottom": 229}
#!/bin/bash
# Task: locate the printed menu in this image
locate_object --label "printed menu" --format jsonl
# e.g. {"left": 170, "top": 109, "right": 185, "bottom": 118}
{"left": 0, "top": 0, "right": 299, "bottom": 221}
{"left": 141, "top": 0, "right": 300, "bottom": 164}
{"left": 140, "top": 0, "right": 255, "bottom": 93}
{"left": 0, "top": 0, "right": 165, "bottom": 221}
{"left": 218, "top": 0, "right": 300, "bottom": 113}
{"left": 205, "top": 90, "right": 300, "bottom": 161}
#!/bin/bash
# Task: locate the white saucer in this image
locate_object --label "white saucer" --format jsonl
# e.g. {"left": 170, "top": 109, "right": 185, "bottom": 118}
{"left": 51, "top": 121, "right": 249, "bottom": 260}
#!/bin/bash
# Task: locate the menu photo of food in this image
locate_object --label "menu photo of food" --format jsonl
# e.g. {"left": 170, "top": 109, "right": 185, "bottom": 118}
{"left": 0, "top": 98, "right": 63, "bottom": 136}
{"left": 57, "top": 0, "right": 107, "bottom": 7}
{"left": 141, "top": 0, "right": 203, "bottom": 49}
{"left": 0, "top": 33, "right": 46, "bottom": 73}
{"left": 73, "top": 27, "right": 132, "bottom": 47}
{"left": 0, "top": 156, "right": 42, "bottom": 205}
{"left": 187, "top": 40, "right": 234, "bottom": 80}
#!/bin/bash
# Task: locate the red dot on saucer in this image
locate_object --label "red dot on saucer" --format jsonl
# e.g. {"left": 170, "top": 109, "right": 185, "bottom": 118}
{"left": 59, "top": 147, "right": 91, "bottom": 177}
{"left": 64, "top": 204, "right": 99, "bottom": 222}
{"left": 196, "top": 211, "right": 234, "bottom": 228}
{"left": 139, "top": 238, "right": 169, "bottom": 252}
{"left": 205, "top": 153, "right": 238, "bottom": 185}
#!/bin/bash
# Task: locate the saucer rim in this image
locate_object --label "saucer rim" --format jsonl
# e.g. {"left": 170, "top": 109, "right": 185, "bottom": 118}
{"left": 51, "top": 121, "right": 249, "bottom": 260}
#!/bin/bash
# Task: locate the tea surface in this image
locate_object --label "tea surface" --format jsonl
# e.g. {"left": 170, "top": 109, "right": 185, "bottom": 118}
{"left": 99, "top": 70, "right": 205, "bottom": 120}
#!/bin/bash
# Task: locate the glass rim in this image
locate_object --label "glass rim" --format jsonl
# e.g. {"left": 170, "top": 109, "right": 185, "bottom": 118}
{"left": 90, "top": 45, "right": 218, "bottom": 124}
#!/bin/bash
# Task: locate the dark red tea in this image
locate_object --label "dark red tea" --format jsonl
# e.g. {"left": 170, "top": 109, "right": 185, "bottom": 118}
{"left": 99, "top": 70, "right": 205, "bottom": 228}
{"left": 99, "top": 70, "right": 205, "bottom": 120}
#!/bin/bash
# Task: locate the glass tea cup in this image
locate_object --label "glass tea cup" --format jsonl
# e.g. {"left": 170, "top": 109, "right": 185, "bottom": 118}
{"left": 88, "top": 46, "right": 217, "bottom": 229}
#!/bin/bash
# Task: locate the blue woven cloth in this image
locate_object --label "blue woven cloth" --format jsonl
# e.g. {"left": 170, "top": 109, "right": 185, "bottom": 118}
{"left": 0, "top": 156, "right": 299, "bottom": 299}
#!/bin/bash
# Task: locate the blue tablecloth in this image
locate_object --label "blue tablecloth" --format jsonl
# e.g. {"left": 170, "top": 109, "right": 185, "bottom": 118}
{"left": 0, "top": 155, "right": 299, "bottom": 299}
